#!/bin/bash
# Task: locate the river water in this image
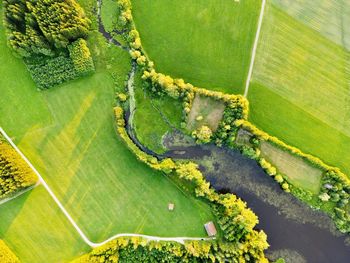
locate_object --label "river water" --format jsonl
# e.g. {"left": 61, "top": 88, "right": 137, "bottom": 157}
{"left": 163, "top": 133, "right": 350, "bottom": 263}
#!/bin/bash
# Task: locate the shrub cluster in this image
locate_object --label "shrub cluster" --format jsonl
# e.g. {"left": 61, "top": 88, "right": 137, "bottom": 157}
{"left": 0, "top": 140, "right": 37, "bottom": 199}
{"left": 0, "top": 240, "right": 20, "bottom": 263}
{"left": 4, "top": 0, "right": 94, "bottom": 89}
{"left": 73, "top": 236, "right": 267, "bottom": 263}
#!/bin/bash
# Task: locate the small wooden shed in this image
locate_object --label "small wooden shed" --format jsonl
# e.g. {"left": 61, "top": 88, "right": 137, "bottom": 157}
{"left": 204, "top": 221, "right": 217, "bottom": 236}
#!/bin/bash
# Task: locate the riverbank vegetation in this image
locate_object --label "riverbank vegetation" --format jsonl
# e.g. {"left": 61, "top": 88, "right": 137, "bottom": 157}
{"left": 0, "top": 136, "right": 37, "bottom": 199}
{"left": 3, "top": 0, "right": 95, "bottom": 89}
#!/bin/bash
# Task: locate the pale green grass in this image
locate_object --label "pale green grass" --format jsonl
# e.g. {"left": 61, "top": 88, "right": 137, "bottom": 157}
{"left": 101, "top": 0, "right": 120, "bottom": 32}
{"left": 249, "top": 3, "right": 350, "bottom": 176}
{"left": 271, "top": 0, "right": 350, "bottom": 50}
{"left": 187, "top": 95, "right": 225, "bottom": 132}
{"left": 0, "top": 186, "right": 89, "bottom": 263}
{"left": 132, "top": 0, "right": 261, "bottom": 94}
{"left": 0, "top": 1, "right": 214, "bottom": 253}
{"left": 260, "top": 142, "right": 322, "bottom": 194}
{"left": 133, "top": 71, "right": 183, "bottom": 153}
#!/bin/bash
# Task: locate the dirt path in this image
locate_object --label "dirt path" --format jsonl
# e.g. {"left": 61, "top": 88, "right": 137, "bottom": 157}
{"left": 244, "top": 0, "right": 266, "bottom": 97}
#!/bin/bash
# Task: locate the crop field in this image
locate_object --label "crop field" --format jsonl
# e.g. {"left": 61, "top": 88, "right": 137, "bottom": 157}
{"left": 0, "top": 187, "right": 89, "bottom": 263}
{"left": 187, "top": 95, "right": 225, "bottom": 132}
{"left": 133, "top": 71, "right": 183, "bottom": 153}
{"left": 260, "top": 142, "right": 322, "bottom": 194}
{"left": 0, "top": 3, "right": 215, "bottom": 261}
{"left": 248, "top": 2, "right": 350, "bottom": 176}
{"left": 132, "top": 0, "right": 261, "bottom": 94}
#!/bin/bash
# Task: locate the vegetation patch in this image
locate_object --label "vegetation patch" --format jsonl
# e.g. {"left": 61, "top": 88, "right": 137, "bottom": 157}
{"left": 260, "top": 141, "right": 322, "bottom": 194}
{"left": 133, "top": 70, "right": 183, "bottom": 153}
{"left": 0, "top": 135, "right": 37, "bottom": 199}
{"left": 187, "top": 95, "right": 225, "bottom": 132}
{"left": 0, "top": 240, "right": 20, "bottom": 263}
{"left": 3, "top": 0, "right": 94, "bottom": 89}
{"left": 131, "top": 0, "right": 261, "bottom": 94}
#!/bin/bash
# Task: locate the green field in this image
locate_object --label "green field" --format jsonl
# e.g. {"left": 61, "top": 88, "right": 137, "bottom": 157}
{"left": 271, "top": 0, "right": 350, "bottom": 50}
{"left": 248, "top": 2, "right": 350, "bottom": 176}
{"left": 0, "top": 187, "right": 89, "bottom": 263}
{"left": 0, "top": 1, "right": 215, "bottom": 259}
{"left": 132, "top": 0, "right": 261, "bottom": 94}
{"left": 133, "top": 71, "right": 183, "bottom": 153}
{"left": 260, "top": 142, "right": 322, "bottom": 194}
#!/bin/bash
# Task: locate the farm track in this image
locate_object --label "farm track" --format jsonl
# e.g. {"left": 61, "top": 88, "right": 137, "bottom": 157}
{"left": 244, "top": 0, "right": 266, "bottom": 97}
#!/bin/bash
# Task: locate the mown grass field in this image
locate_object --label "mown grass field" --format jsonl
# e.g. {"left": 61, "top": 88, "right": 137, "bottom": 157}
{"left": 248, "top": 2, "right": 350, "bottom": 177}
{"left": 271, "top": 0, "right": 350, "bottom": 50}
{"left": 132, "top": 0, "right": 261, "bottom": 94}
{"left": 0, "top": 2, "right": 215, "bottom": 261}
{"left": 0, "top": 187, "right": 89, "bottom": 263}
{"left": 260, "top": 142, "right": 322, "bottom": 194}
{"left": 133, "top": 71, "right": 183, "bottom": 153}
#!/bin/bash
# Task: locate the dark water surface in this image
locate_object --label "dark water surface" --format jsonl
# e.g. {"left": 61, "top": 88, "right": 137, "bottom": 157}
{"left": 164, "top": 136, "right": 350, "bottom": 263}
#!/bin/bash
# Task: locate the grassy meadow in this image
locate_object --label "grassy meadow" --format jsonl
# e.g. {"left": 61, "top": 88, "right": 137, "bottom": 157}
{"left": 0, "top": 187, "right": 89, "bottom": 263}
{"left": 260, "top": 142, "right": 322, "bottom": 194}
{"left": 248, "top": 3, "right": 350, "bottom": 177}
{"left": 0, "top": 1, "right": 215, "bottom": 261}
{"left": 132, "top": 0, "right": 261, "bottom": 94}
{"left": 133, "top": 71, "right": 183, "bottom": 153}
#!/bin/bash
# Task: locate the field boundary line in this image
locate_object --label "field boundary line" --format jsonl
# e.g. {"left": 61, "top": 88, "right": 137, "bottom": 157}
{"left": 0, "top": 183, "right": 40, "bottom": 206}
{"left": 244, "top": 0, "right": 266, "bottom": 97}
{"left": 0, "top": 127, "right": 212, "bottom": 248}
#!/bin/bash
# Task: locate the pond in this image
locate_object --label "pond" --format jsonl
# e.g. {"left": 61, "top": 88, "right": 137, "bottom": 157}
{"left": 164, "top": 133, "right": 350, "bottom": 263}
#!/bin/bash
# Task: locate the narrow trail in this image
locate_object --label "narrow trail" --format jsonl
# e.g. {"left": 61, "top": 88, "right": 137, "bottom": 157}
{"left": 244, "top": 0, "right": 266, "bottom": 97}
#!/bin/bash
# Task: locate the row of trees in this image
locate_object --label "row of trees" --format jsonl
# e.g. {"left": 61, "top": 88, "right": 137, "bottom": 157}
{"left": 4, "top": 0, "right": 94, "bottom": 89}
{"left": 0, "top": 139, "right": 37, "bottom": 199}
{"left": 73, "top": 235, "right": 267, "bottom": 263}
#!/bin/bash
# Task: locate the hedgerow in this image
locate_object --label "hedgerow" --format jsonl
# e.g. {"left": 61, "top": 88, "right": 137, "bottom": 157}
{"left": 0, "top": 240, "right": 20, "bottom": 263}
{"left": 0, "top": 138, "right": 37, "bottom": 199}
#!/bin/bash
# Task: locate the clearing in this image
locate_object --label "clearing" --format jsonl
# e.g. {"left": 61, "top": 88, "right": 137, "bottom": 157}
{"left": 187, "top": 95, "right": 225, "bottom": 132}
{"left": 260, "top": 141, "right": 323, "bottom": 194}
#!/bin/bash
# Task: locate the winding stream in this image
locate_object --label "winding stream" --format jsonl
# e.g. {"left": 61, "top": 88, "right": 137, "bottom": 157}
{"left": 96, "top": 4, "right": 350, "bottom": 262}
